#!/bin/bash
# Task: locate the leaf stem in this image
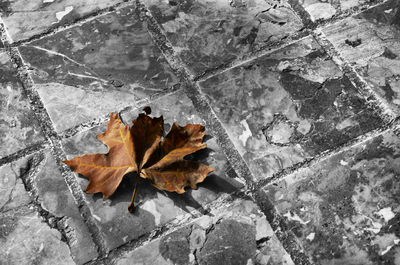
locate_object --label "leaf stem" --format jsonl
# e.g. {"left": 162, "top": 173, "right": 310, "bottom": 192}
{"left": 128, "top": 174, "right": 139, "bottom": 213}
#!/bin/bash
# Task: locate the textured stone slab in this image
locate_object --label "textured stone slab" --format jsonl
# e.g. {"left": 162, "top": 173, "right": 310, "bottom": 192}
{"left": 143, "top": 0, "right": 303, "bottom": 76}
{"left": 34, "top": 150, "right": 98, "bottom": 264}
{"left": 62, "top": 90, "right": 243, "bottom": 251}
{"left": 0, "top": 50, "right": 44, "bottom": 159}
{"left": 263, "top": 128, "right": 400, "bottom": 264}
{"left": 323, "top": 1, "right": 400, "bottom": 113}
{"left": 111, "top": 198, "right": 293, "bottom": 265}
{"left": 0, "top": 207, "right": 75, "bottom": 264}
{"left": 0, "top": 158, "right": 31, "bottom": 212}
{"left": 0, "top": 0, "right": 125, "bottom": 42}
{"left": 298, "top": 0, "right": 380, "bottom": 21}
{"left": 199, "top": 36, "right": 384, "bottom": 181}
{"left": 18, "top": 5, "right": 179, "bottom": 133}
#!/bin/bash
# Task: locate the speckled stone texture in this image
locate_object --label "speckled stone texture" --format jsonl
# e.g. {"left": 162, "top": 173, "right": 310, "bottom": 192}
{"left": 111, "top": 198, "right": 294, "bottom": 265}
{"left": 323, "top": 0, "right": 400, "bottom": 113}
{"left": 0, "top": 0, "right": 125, "bottom": 42}
{"left": 62, "top": 90, "right": 243, "bottom": 251}
{"left": 18, "top": 5, "right": 179, "bottom": 133}
{"left": 143, "top": 0, "right": 303, "bottom": 76}
{"left": 200, "top": 36, "right": 384, "bottom": 181}
{"left": 263, "top": 128, "right": 400, "bottom": 264}
{"left": 0, "top": 50, "right": 44, "bottom": 159}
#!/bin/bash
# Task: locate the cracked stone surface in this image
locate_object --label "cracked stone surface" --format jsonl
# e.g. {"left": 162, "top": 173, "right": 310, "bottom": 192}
{"left": 200, "top": 36, "right": 384, "bottom": 181}
{"left": 0, "top": 207, "right": 75, "bottom": 264}
{"left": 298, "top": 0, "right": 381, "bottom": 21}
{"left": 323, "top": 0, "right": 400, "bottom": 113}
{"left": 143, "top": 0, "right": 303, "bottom": 76}
{"left": 62, "top": 90, "right": 244, "bottom": 251}
{"left": 34, "top": 150, "right": 98, "bottom": 264}
{"left": 263, "top": 128, "right": 400, "bottom": 264}
{"left": 0, "top": 49, "right": 44, "bottom": 159}
{"left": 111, "top": 198, "right": 294, "bottom": 265}
{"left": 0, "top": 0, "right": 126, "bottom": 42}
{"left": 0, "top": 157, "right": 32, "bottom": 212}
{"left": 18, "top": 5, "right": 179, "bottom": 133}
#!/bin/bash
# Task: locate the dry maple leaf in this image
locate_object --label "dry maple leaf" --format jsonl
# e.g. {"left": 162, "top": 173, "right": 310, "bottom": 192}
{"left": 63, "top": 108, "right": 215, "bottom": 212}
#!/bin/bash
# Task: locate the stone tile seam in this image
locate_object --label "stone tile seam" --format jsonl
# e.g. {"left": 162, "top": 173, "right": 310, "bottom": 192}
{"left": 136, "top": 0, "right": 256, "bottom": 188}
{"left": 0, "top": 141, "right": 47, "bottom": 167}
{"left": 257, "top": 120, "right": 399, "bottom": 192}
{"left": 4, "top": 0, "right": 136, "bottom": 46}
{"left": 15, "top": 151, "right": 73, "bottom": 253}
{"left": 136, "top": 2, "right": 312, "bottom": 263}
{"left": 83, "top": 193, "right": 253, "bottom": 264}
{"left": 0, "top": 22, "right": 109, "bottom": 258}
{"left": 312, "top": 29, "right": 396, "bottom": 120}
{"left": 194, "top": 0, "right": 391, "bottom": 83}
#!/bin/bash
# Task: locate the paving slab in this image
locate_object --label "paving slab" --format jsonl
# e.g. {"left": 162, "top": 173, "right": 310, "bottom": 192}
{"left": 62, "top": 90, "right": 243, "bottom": 251}
{"left": 34, "top": 150, "right": 98, "bottom": 264}
{"left": 18, "top": 5, "right": 179, "bottom": 133}
{"left": 199, "top": 36, "right": 384, "bottom": 181}
{"left": 323, "top": 0, "right": 400, "bottom": 113}
{"left": 0, "top": 207, "right": 75, "bottom": 265}
{"left": 111, "top": 198, "right": 294, "bottom": 265}
{"left": 143, "top": 0, "right": 303, "bottom": 76}
{"left": 297, "top": 0, "right": 381, "bottom": 21}
{"left": 0, "top": 49, "right": 44, "bottom": 159}
{"left": 262, "top": 128, "right": 400, "bottom": 264}
{"left": 0, "top": 0, "right": 126, "bottom": 42}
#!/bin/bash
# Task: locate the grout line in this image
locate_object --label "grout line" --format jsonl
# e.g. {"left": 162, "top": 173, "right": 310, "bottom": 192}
{"left": 0, "top": 21, "right": 109, "bottom": 257}
{"left": 0, "top": 142, "right": 47, "bottom": 167}
{"left": 312, "top": 29, "right": 396, "bottom": 121}
{"left": 136, "top": 0, "right": 255, "bottom": 188}
{"left": 5, "top": 0, "right": 136, "bottom": 46}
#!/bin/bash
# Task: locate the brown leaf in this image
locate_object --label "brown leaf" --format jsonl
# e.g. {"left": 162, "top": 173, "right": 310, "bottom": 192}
{"left": 63, "top": 113, "right": 137, "bottom": 199}
{"left": 63, "top": 109, "right": 215, "bottom": 212}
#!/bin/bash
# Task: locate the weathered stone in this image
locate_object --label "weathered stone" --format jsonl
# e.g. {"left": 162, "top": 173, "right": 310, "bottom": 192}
{"left": 0, "top": 206, "right": 75, "bottom": 264}
{"left": 35, "top": 150, "right": 98, "bottom": 264}
{"left": 111, "top": 198, "right": 294, "bottom": 265}
{"left": 263, "top": 128, "right": 400, "bottom": 264}
{"left": 299, "top": 0, "right": 381, "bottom": 21}
{"left": 0, "top": 0, "right": 126, "bottom": 42}
{"left": 323, "top": 0, "right": 400, "bottom": 113}
{"left": 143, "top": 0, "right": 303, "bottom": 76}
{"left": 62, "top": 90, "right": 243, "bottom": 251}
{"left": 0, "top": 157, "right": 31, "bottom": 212}
{"left": 0, "top": 50, "right": 44, "bottom": 159}
{"left": 199, "top": 36, "right": 384, "bottom": 181}
{"left": 18, "top": 5, "right": 179, "bottom": 132}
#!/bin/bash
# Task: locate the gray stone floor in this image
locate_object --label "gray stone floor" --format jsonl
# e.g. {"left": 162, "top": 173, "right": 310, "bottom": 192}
{"left": 0, "top": 0, "right": 399, "bottom": 264}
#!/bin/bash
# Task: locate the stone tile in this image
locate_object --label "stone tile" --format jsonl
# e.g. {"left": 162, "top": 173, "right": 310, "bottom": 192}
{"left": 0, "top": 49, "right": 44, "bottom": 159}
{"left": 62, "top": 90, "right": 243, "bottom": 251}
{"left": 143, "top": 0, "right": 303, "bottom": 76}
{"left": 262, "top": 128, "right": 400, "bottom": 264}
{"left": 323, "top": 0, "right": 400, "bottom": 113}
{"left": 199, "top": 36, "right": 384, "bottom": 181}
{"left": 0, "top": 158, "right": 32, "bottom": 212}
{"left": 0, "top": 0, "right": 126, "bottom": 42}
{"left": 34, "top": 150, "right": 98, "bottom": 264}
{"left": 298, "top": 0, "right": 381, "bottom": 21}
{"left": 18, "top": 5, "right": 179, "bottom": 133}
{"left": 0, "top": 206, "right": 75, "bottom": 264}
{"left": 111, "top": 198, "right": 294, "bottom": 265}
